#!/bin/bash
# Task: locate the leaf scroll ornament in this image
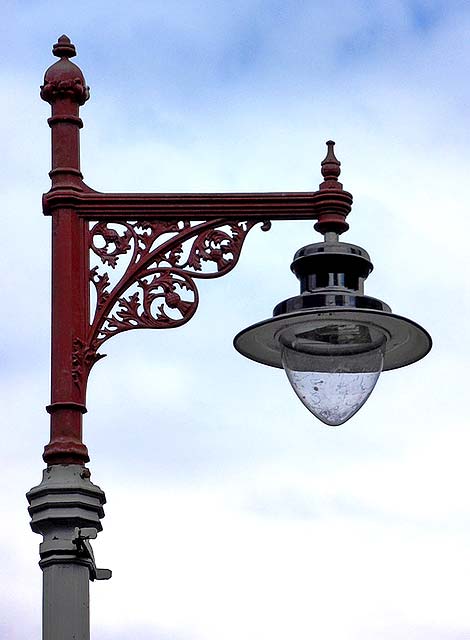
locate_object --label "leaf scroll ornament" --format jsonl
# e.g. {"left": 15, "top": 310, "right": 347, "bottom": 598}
{"left": 71, "top": 218, "right": 271, "bottom": 388}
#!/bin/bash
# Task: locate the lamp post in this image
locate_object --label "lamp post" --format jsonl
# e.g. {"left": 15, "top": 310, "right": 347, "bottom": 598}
{"left": 27, "top": 35, "right": 431, "bottom": 640}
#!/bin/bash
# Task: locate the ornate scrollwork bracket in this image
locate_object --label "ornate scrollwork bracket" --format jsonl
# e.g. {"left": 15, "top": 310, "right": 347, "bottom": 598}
{"left": 71, "top": 217, "right": 271, "bottom": 391}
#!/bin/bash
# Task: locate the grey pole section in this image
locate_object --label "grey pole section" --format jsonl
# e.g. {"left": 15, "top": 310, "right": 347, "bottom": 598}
{"left": 27, "top": 465, "right": 111, "bottom": 640}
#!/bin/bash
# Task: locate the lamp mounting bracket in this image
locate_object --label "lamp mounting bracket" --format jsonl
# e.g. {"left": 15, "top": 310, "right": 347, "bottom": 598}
{"left": 71, "top": 216, "right": 271, "bottom": 392}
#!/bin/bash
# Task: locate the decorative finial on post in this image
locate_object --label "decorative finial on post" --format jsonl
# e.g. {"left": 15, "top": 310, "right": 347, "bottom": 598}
{"left": 41, "top": 36, "right": 89, "bottom": 191}
{"left": 41, "top": 35, "right": 89, "bottom": 106}
{"left": 52, "top": 34, "right": 77, "bottom": 59}
{"left": 320, "top": 140, "right": 342, "bottom": 185}
{"left": 312, "top": 141, "right": 353, "bottom": 236}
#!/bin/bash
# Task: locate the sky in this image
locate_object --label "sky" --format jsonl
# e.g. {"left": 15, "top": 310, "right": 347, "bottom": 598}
{"left": 1, "top": 1, "right": 470, "bottom": 638}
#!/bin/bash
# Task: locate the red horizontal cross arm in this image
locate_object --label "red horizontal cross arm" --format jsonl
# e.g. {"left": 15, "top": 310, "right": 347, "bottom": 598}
{"left": 41, "top": 36, "right": 353, "bottom": 466}
{"left": 43, "top": 190, "right": 326, "bottom": 220}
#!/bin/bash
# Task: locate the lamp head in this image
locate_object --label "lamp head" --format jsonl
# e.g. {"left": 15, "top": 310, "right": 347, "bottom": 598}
{"left": 234, "top": 143, "right": 432, "bottom": 425}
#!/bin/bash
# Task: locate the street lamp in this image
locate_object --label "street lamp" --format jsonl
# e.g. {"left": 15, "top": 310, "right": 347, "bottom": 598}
{"left": 27, "top": 35, "right": 431, "bottom": 640}
{"left": 235, "top": 143, "right": 431, "bottom": 425}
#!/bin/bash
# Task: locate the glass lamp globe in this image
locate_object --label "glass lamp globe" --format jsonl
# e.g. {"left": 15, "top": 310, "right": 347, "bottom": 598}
{"left": 280, "top": 322, "right": 386, "bottom": 425}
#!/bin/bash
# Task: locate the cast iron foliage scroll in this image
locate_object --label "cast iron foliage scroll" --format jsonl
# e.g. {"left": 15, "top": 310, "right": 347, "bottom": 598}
{"left": 72, "top": 217, "right": 271, "bottom": 388}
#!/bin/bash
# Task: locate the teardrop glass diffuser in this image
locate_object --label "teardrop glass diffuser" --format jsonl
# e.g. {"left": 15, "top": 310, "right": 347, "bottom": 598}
{"left": 280, "top": 322, "right": 386, "bottom": 425}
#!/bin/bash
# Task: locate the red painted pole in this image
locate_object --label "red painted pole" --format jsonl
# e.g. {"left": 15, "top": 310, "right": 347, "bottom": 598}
{"left": 41, "top": 35, "right": 90, "bottom": 465}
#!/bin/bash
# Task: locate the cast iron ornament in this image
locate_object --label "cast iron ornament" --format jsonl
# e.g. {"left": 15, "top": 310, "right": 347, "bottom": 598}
{"left": 73, "top": 218, "right": 270, "bottom": 391}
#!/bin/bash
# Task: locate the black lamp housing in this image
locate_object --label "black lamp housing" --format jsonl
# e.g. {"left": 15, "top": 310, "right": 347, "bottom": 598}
{"left": 234, "top": 236, "right": 431, "bottom": 371}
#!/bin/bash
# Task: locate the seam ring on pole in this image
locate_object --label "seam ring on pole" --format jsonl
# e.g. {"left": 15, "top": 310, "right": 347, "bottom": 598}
{"left": 46, "top": 402, "right": 88, "bottom": 414}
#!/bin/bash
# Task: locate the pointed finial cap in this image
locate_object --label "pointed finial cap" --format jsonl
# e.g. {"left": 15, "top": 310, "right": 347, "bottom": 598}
{"left": 52, "top": 34, "right": 77, "bottom": 58}
{"left": 311, "top": 141, "right": 353, "bottom": 236}
{"left": 321, "top": 140, "right": 341, "bottom": 182}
